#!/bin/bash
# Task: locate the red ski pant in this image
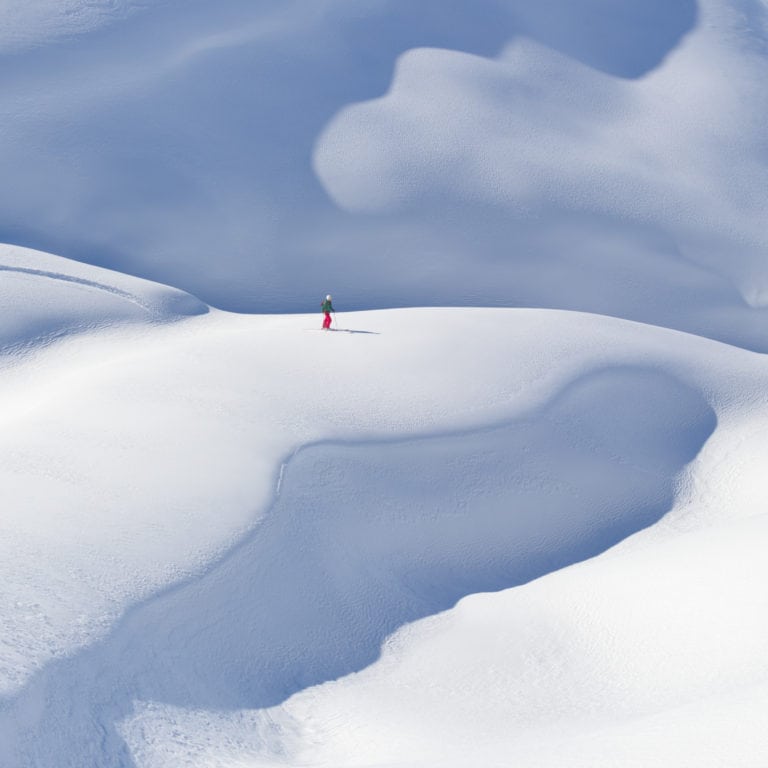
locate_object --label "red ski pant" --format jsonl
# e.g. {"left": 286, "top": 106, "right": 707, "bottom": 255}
{"left": 323, "top": 312, "right": 332, "bottom": 329}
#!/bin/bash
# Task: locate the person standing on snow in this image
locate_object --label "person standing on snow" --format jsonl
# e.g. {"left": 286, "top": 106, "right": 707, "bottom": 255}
{"left": 321, "top": 294, "right": 335, "bottom": 330}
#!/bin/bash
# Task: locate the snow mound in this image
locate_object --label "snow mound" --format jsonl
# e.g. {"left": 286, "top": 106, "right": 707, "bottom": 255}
{"left": 0, "top": 243, "right": 207, "bottom": 354}
{"left": 263, "top": 513, "right": 768, "bottom": 768}
{"left": 314, "top": 1, "right": 768, "bottom": 349}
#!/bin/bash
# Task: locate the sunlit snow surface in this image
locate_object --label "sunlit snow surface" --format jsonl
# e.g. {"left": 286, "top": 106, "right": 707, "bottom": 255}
{"left": 2, "top": 241, "right": 767, "bottom": 766}
{"left": 2, "top": 0, "right": 768, "bottom": 765}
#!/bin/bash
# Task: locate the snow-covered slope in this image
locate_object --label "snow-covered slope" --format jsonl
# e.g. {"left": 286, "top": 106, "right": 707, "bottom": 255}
{"left": 2, "top": 0, "right": 768, "bottom": 765}
{"left": 2, "top": 247, "right": 768, "bottom": 766}
{"left": 0, "top": 244, "right": 206, "bottom": 351}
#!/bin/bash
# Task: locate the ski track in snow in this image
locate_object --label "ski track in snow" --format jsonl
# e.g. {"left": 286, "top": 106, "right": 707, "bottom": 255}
{"left": 0, "top": 259, "right": 208, "bottom": 361}
{"left": 0, "top": 265, "right": 159, "bottom": 317}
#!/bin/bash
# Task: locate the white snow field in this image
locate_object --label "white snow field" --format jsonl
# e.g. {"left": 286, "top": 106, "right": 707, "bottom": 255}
{"left": 1, "top": 0, "right": 768, "bottom": 765}
{"left": 1, "top": 242, "right": 767, "bottom": 766}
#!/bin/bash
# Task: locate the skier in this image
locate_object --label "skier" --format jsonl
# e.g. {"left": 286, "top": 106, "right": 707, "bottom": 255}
{"left": 321, "top": 294, "right": 335, "bottom": 330}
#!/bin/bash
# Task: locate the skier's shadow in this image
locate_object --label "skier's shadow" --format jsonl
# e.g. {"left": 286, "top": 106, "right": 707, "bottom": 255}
{"left": 2, "top": 365, "right": 715, "bottom": 765}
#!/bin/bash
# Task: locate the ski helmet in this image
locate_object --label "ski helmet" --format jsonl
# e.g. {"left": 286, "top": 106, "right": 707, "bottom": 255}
{"left": 326, "top": 294, "right": 332, "bottom": 300}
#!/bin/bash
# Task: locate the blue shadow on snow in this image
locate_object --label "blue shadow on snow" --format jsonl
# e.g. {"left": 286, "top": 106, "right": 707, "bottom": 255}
{"left": 0, "top": 364, "right": 716, "bottom": 766}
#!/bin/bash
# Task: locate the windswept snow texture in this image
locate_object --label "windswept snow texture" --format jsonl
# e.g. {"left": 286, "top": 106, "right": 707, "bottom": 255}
{"left": 11, "top": 0, "right": 768, "bottom": 351}
{"left": 0, "top": 0, "right": 148, "bottom": 51}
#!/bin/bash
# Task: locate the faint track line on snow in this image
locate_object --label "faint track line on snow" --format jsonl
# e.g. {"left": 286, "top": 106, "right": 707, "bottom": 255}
{"left": 0, "top": 263, "right": 208, "bottom": 362}
{"left": 0, "top": 264, "right": 161, "bottom": 318}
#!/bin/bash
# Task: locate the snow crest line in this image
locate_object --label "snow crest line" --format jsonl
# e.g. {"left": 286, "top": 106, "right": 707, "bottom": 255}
{"left": 0, "top": 264, "right": 161, "bottom": 318}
